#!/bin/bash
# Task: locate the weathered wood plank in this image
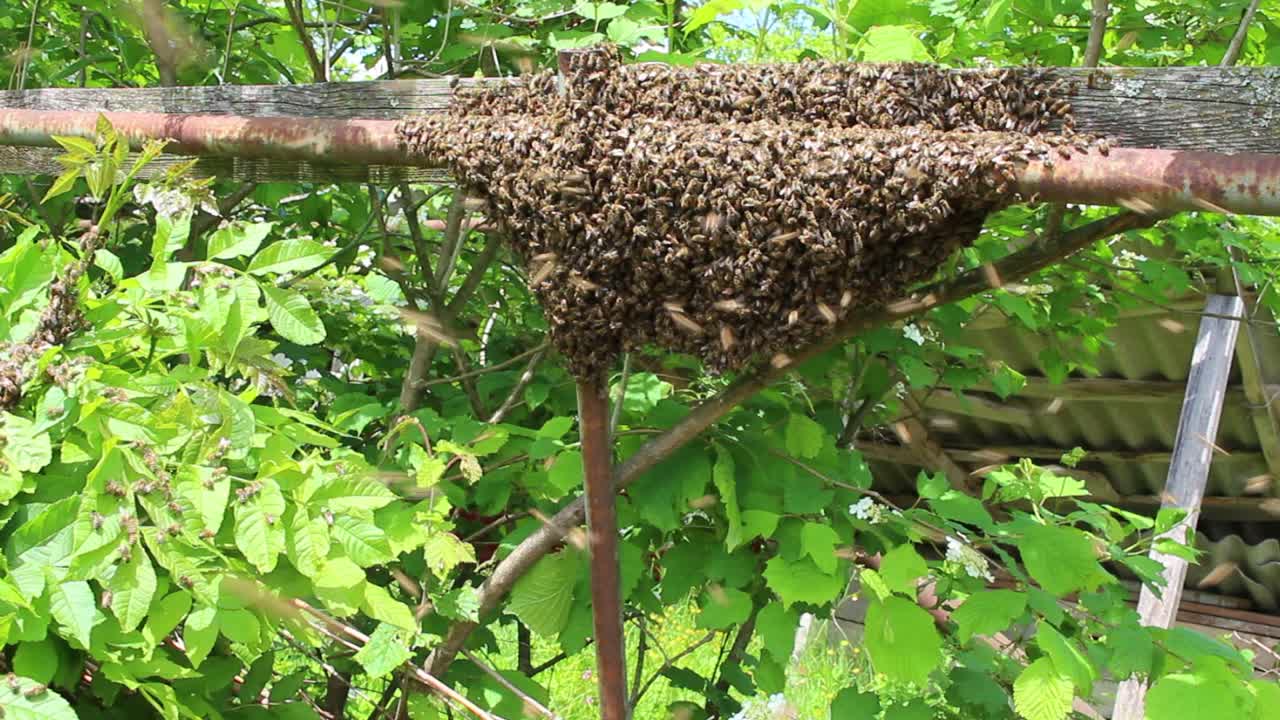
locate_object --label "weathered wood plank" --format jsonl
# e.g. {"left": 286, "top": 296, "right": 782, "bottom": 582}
{"left": 0, "top": 67, "right": 1276, "bottom": 181}
{"left": 857, "top": 439, "right": 1263, "bottom": 465}
{"left": 1114, "top": 293, "right": 1245, "bottom": 720}
{"left": 1218, "top": 258, "right": 1280, "bottom": 483}
{"left": 969, "top": 375, "right": 1261, "bottom": 405}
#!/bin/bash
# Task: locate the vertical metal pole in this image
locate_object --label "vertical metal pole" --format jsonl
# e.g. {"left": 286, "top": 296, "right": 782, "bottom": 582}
{"left": 578, "top": 377, "right": 629, "bottom": 720}
{"left": 1112, "top": 294, "right": 1244, "bottom": 719}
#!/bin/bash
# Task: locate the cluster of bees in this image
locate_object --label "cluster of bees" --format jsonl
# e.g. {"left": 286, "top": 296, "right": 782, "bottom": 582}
{"left": 400, "top": 46, "right": 1095, "bottom": 378}
{"left": 0, "top": 234, "right": 99, "bottom": 410}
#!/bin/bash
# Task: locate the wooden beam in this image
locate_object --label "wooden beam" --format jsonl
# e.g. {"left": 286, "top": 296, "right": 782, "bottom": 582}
{"left": 965, "top": 295, "right": 1204, "bottom": 331}
{"left": 1114, "top": 294, "right": 1244, "bottom": 720}
{"left": 884, "top": 493, "right": 1280, "bottom": 522}
{"left": 919, "top": 389, "right": 1035, "bottom": 427}
{"left": 1219, "top": 257, "right": 1280, "bottom": 485}
{"left": 966, "top": 375, "right": 1263, "bottom": 405}
{"left": 896, "top": 395, "right": 974, "bottom": 493}
{"left": 857, "top": 439, "right": 1263, "bottom": 465}
{"left": 0, "top": 66, "right": 1277, "bottom": 181}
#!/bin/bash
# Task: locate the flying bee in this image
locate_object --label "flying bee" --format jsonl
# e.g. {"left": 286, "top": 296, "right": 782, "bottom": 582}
{"left": 719, "top": 325, "right": 736, "bottom": 351}
{"left": 816, "top": 303, "right": 837, "bottom": 324}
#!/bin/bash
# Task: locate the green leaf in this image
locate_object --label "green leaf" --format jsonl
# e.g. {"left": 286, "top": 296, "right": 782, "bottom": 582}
{"left": 219, "top": 608, "right": 261, "bottom": 646}
{"left": 175, "top": 466, "right": 230, "bottom": 535}
{"left": 1035, "top": 622, "right": 1095, "bottom": 695}
{"left": 354, "top": 623, "right": 415, "bottom": 679}
{"left": 785, "top": 414, "right": 825, "bottom": 459}
{"left": 756, "top": 604, "right": 797, "bottom": 661}
{"left": 1146, "top": 660, "right": 1257, "bottom": 720}
{"left": 1013, "top": 657, "right": 1074, "bottom": 720}
{"left": 362, "top": 583, "right": 417, "bottom": 631}
{"left": 208, "top": 221, "right": 273, "bottom": 260}
{"left": 1106, "top": 622, "right": 1155, "bottom": 678}
{"left": 831, "top": 687, "right": 881, "bottom": 719}
{"left": 183, "top": 605, "right": 219, "bottom": 667}
{"left": 248, "top": 238, "right": 335, "bottom": 275}
{"left": 49, "top": 580, "right": 95, "bottom": 648}
{"left": 234, "top": 480, "right": 287, "bottom": 573}
{"left": 312, "top": 475, "right": 398, "bottom": 513}
{"left": 145, "top": 591, "right": 193, "bottom": 644}
{"left": 863, "top": 596, "right": 942, "bottom": 686}
{"left": 695, "top": 587, "right": 752, "bottom": 629}
{"left": 106, "top": 548, "right": 156, "bottom": 633}
{"left": 684, "top": 0, "right": 754, "bottom": 33}
{"left": 741, "top": 510, "right": 780, "bottom": 541}
{"left": 422, "top": 532, "right": 476, "bottom": 576}
{"left": 43, "top": 167, "right": 81, "bottom": 202}
{"left": 1019, "top": 524, "right": 1106, "bottom": 596}
{"left": 3, "top": 674, "right": 79, "bottom": 720}
{"left": 435, "top": 586, "right": 481, "bottom": 622}
{"left": 800, "top": 522, "right": 841, "bottom": 574}
{"left": 547, "top": 450, "right": 584, "bottom": 495}
{"left": 879, "top": 544, "right": 928, "bottom": 596}
{"left": 713, "top": 444, "right": 742, "bottom": 550}
{"left": 763, "top": 556, "right": 845, "bottom": 609}
{"left": 262, "top": 285, "right": 326, "bottom": 345}
{"left": 286, "top": 508, "right": 330, "bottom": 578}
{"left": 951, "top": 589, "right": 1026, "bottom": 643}
{"left": 859, "top": 25, "right": 932, "bottom": 62}
{"left": 331, "top": 515, "right": 394, "bottom": 567}
{"left": 13, "top": 639, "right": 59, "bottom": 685}
{"left": 1, "top": 413, "right": 53, "bottom": 473}
{"left": 508, "top": 551, "right": 580, "bottom": 638}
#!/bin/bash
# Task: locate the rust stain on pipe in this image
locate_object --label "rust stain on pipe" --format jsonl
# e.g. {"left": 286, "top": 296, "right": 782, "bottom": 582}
{"left": 0, "top": 108, "right": 416, "bottom": 168}
{"left": 1018, "top": 148, "right": 1280, "bottom": 216}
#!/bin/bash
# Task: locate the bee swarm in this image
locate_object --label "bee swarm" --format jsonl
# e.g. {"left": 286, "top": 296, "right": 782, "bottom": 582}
{"left": 399, "top": 47, "right": 1099, "bottom": 378}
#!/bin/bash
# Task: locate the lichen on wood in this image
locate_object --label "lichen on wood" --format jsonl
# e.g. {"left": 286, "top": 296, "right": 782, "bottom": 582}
{"left": 400, "top": 46, "right": 1100, "bottom": 378}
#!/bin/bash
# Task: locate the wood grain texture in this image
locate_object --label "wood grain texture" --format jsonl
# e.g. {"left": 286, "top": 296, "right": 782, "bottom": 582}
{"left": 1113, "top": 293, "right": 1245, "bottom": 720}
{"left": 0, "top": 67, "right": 1276, "bottom": 181}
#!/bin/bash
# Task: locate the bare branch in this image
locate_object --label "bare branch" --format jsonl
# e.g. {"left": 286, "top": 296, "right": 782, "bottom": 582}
{"left": 631, "top": 630, "right": 718, "bottom": 706}
{"left": 284, "top": 0, "right": 327, "bottom": 82}
{"left": 1083, "top": 0, "right": 1109, "bottom": 68}
{"left": 461, "top": 650, "right": 563, "bottom": 720}
{"left": 1221, "top": 0, "right": 1263, "bottom": 67}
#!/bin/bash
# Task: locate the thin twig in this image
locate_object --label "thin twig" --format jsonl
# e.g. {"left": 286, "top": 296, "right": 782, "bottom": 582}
{"left": 461, "top": 650, "right": 563, "bottom": 720}
{"left": 1083, "top": 0, "right": 1109, "bottom": 67}
{"left": 487, "top": 346, "right": 548, "bottom": 424}
{"left": 420, "top": 343, "right": 550, "bottom": 390}
{"left": 451, "top": 347, "right": 489, "bottom": 418}
{"left": 284, "top": 0, "right": 327, "bottom": 81}
{"left": 609, "top": 353, "right": 631, "bottom": 438}
{"left": 1221, "top": 0, "right": 1263, "bottom": 67}
{"left": 632, "top": 630, "right": 717, "bottom": 705}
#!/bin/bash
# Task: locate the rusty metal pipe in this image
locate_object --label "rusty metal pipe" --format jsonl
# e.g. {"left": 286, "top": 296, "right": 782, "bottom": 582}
{"left": 1017, "top": 148, "right": 1280, "bottom": 216}
{"left": 2, "top": 107, "right": 1280, "bottom": 216}
{"left": 577, "top": 378, "right": 629, "bottom": 720}
{"left": 0, "top": 108, "right": 412, "bottom": 167}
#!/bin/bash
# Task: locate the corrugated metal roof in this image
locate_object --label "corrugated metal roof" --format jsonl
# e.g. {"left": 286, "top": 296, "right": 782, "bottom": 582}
{"left": 864, "top": 291, "right": 1280, "bottom": 610}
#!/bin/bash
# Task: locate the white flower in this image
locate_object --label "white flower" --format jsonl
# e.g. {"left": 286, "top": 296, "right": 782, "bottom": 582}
{"left": 303, "top": 369, "right": 323, "bottom": 382}
{"left": 945, "top": 537, "right": 994, "bottom": 582}
{"left": 849, "top": 497, "right": 889, "bottom": 524}
{"left": 903, "top": 323, "right": 925, "bottom": 345}
{"left": 270, "top": 353, "right": 293, "bottom": 370}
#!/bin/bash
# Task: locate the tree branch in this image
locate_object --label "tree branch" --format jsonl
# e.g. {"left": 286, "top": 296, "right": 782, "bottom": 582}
{"left": 1083, "top": 0, "right": 1109, "bottom": 68}
{"left": 1221, "top": 0, "right": 1263, "bottom": 67}
{"left": 420, "top": 210, "right": 1161, "bottom": 680}
{"left": 284, "top": 0, "right": 327, "bottom": 82}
